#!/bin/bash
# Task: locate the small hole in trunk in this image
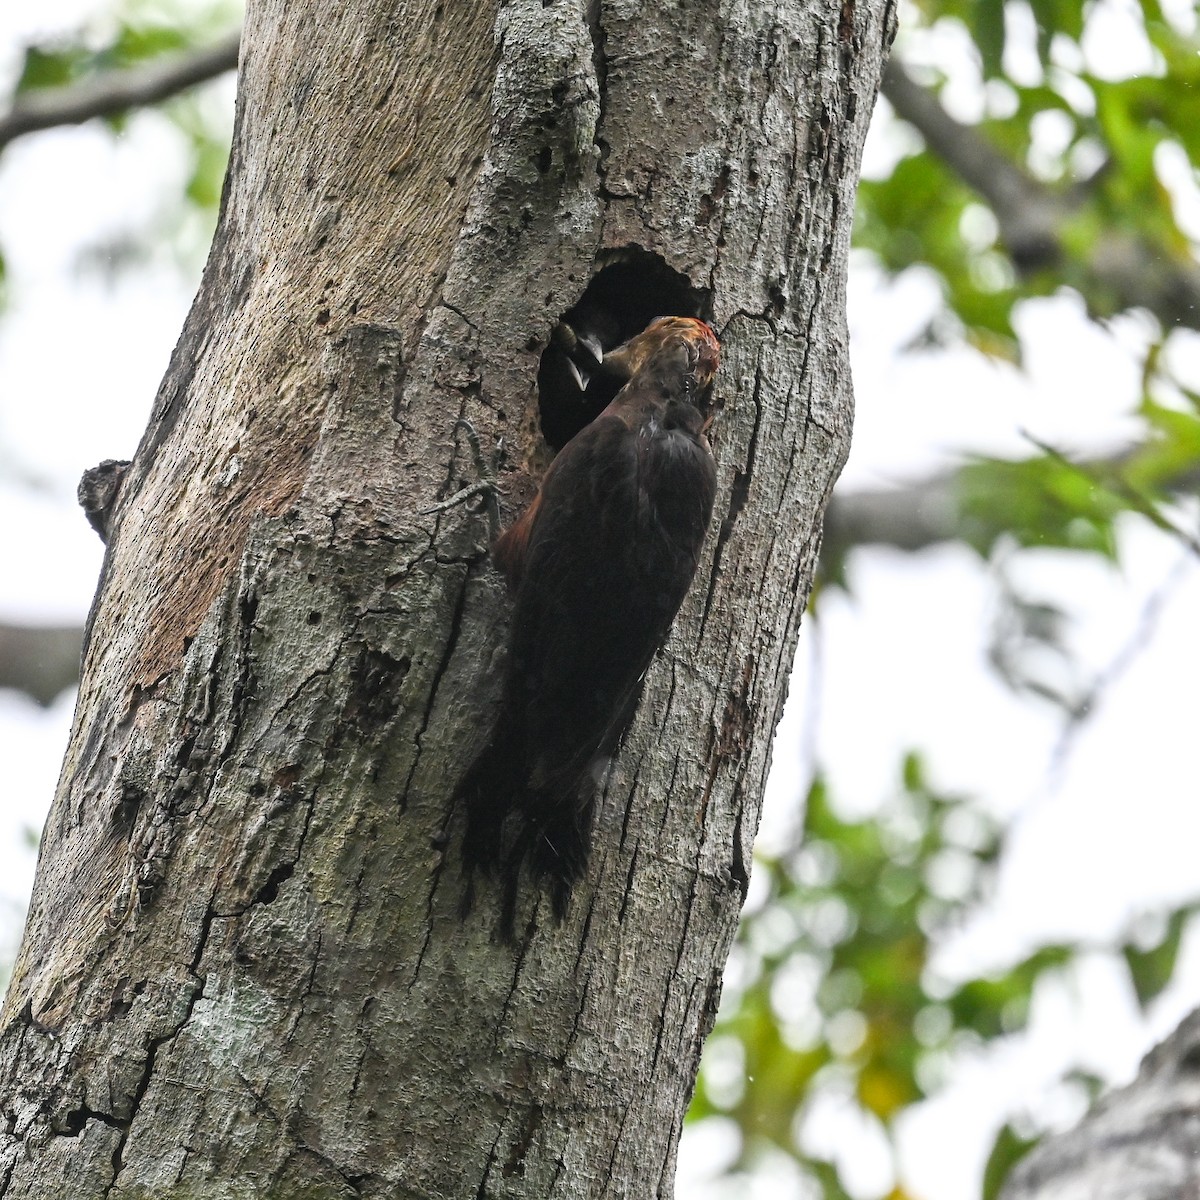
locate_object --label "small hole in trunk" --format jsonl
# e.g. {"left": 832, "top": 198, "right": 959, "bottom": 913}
{"left": 537, "top": 247, "right": 710, "bottom": 450}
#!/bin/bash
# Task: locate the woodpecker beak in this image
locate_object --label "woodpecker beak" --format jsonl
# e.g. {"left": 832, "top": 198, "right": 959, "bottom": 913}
{"left": 596, "top": 337, "right": 644, "bottom": 381}
{"left": 551, "top": 321, "right": 606, "bottom": 392}
{"left": 565, "top": 359, "right": 589, "bottom": 391}
{"left": 601, "top": 316, "right": 720, "bottom": 384}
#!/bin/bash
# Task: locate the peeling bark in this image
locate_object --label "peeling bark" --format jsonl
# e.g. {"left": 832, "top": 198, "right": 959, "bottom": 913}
{"left": 0, "top": 0, "right": 892, "bottom": 1195}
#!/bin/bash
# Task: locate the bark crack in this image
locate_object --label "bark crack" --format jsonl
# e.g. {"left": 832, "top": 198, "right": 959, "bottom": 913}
{"left": 603, "top": 1100, "right": 632, "bottom": 1187}
{"left": 475, "top": 1116, "right": 507, "bottom": 1200}
{"left": 698, "top": 354, "right": 765, "bottom": 639}
{"left": 494, "top": 914, "right": 537, "bottom": 1044}
{"left": 648, "top": 827, "right": 706, "bottom": 1086}
{"left": 283, "top": 932, "right": 323, "bottom": 1047}
{"left": 238, "top": 1066, "right": 366, "bottom": 1196}
{"left": 439, "top": 299, "right": 480, "bottom": 333}
{"left": 102, "top": 965, "right": 206, "bottom": 1197}
{"left": 616, "top": 752, "right": 646, "bottom": 851}
{"left": 584, "top": 0, "right": 611, "bottom": 191}
{"left": 615, "top": 845, "right": 639, "bottom": 925}
{"left": 572, "top": 890, "right": 598, "bottom": 974}
{"left": 559, "top": 963, "right": 593, "bottom": 1066}
{"left": 655, "top": 753, "right": 683, "bottom": 839}
{"left": 410, "top": 842, "right": 451, "bottom": 986}
{"left": 399, "top": 567, "right": 472, "bottom": 809}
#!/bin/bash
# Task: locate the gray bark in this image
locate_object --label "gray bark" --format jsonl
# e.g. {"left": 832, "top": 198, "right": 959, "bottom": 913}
{"left": 0, "top": 0, "right": 891, "bottom": 1196}
{"left": 1002, "top": 1009, "right": 1200, "bottom": 1200}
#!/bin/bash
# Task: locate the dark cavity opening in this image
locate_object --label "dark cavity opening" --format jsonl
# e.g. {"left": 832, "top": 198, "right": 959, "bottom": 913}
{"left": 537, "top": 247, "right": 710, "bottom": 450}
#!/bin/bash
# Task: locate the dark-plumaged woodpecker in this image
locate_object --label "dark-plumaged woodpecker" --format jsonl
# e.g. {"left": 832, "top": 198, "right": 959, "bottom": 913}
{"left": 458, "top": 316, "right": 720, "bottom": 931}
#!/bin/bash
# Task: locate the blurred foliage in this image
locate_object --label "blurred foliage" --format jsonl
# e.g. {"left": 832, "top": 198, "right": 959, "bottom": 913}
{"left": 3, "top": 0, "right": 240, "bottom": 276}
{"left": 849, "top": 0, "right": 1200, "bottom": 690}
{"left": 980, "top": 1124, "right": 1038, "bottom": 1200}
{"left": 12, "top": 0, "right": 238, "bottom": 96}
{"left": 957, "top": 385, "right": 1200, "bottom": 562}
{"left": 860, "top": 0, "right": 1200, "bottom": 358}
{"left": 691, "top": 759, "right": 1200, "bottom": 1198}
{"left": 699, "top": 1, "right": 1200, "bottom": 1197}
{"left": 857, "top": 157, "right": 1022, "bottom": 358}
{"left": 693, "top": 759, "right": 1008, "bottom": 1146}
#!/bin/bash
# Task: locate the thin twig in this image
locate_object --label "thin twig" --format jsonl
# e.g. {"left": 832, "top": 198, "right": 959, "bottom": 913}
{"left": 1047, "top": 549, "right": 1197, "bottom": 780}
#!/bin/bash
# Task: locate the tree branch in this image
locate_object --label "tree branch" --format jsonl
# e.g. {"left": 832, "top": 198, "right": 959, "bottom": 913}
{"left": 0, "top": 623, "right": 82, "bottom": 706}
{"left": 822, "top": 440, "right": 1200, "bottom": 566}
{"left": 0, "top": 29, "right": 241, "bottom": 152}
{"left": 881, "top": 57, "right": 1060, "bottom": 268}
{"left": 6, "top": 437, "right": 1191, "bottom": 711}
{"left": 823, "top": 472, "right": 959, "bottom": 560}
{"left": 881, "top": 56, "right": 1200, "bottom": 332}
{"left": 77, "top": 459, "right": 131, "bottom": 543}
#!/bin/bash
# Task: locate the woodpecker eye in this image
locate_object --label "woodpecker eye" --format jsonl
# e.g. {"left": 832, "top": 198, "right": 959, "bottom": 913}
{"left": 538, "top": 247, "right": 711, "bottom": 451}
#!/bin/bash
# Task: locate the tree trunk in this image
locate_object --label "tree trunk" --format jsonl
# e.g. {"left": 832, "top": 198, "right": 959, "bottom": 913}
{"left": 1001, "top": 1009, "right": 1200, "bottom": 1200}
{"left": 0, "top": 0, "right": 891, "bottom": 1195}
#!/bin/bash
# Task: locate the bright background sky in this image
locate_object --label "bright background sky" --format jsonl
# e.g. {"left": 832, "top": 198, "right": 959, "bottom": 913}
{"left": 1, "top": 3, "right": 1198, "bottom": 1198}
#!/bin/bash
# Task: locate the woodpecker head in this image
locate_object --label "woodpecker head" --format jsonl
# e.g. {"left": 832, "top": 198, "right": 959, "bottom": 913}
{"left": 603, "top": 316, "right": 720, "bottom": 392}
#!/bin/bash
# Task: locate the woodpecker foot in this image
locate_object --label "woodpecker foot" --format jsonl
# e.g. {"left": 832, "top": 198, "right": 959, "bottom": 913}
{"left": 421, "top": 418, "right": 502, "bottom": 540}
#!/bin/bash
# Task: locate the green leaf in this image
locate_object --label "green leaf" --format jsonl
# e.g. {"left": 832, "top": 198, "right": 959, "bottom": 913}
{"left": 957, "top": 453, "right": 1124, "bottom": 559}
{"left": 111, "top": 20, "right": 190, "bottom": 66}
{"left": 1028, "top": 0, "right": 1085, "bottom": 63}
{"left": 14, "top": 44, "right": 89, "bottom": 94}
{"left": 982, "top": 1123, "right": 1040, "bottom": 1200}
{"left": 1122, "top": 909, "right": 1195, "bottom": 1008}
{"left": 945, "top": 945, "right": 1074, "bottom": 1038}
{"left": 974, "top": 0, "right": 1007, "bottom": 79}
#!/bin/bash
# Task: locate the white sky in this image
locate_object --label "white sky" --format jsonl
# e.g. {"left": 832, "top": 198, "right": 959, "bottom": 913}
{"left": 2, "top": 3, "right": 1199, "bottom": 1199}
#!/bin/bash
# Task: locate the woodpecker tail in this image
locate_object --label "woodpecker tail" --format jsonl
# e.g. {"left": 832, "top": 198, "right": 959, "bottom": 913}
{"left": 521, "top": 782, "right": 595, "bottom": 921}
{"left": 456, "top": 722, "right": 597, "bottom": 936}
{"left": 456, "top": 723, "right": 525, "bottom": 920}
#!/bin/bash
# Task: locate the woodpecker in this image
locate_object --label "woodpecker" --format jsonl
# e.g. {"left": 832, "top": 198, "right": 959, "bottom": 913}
{"left": 458, "top": 316, "right": 720, "bottom": 931}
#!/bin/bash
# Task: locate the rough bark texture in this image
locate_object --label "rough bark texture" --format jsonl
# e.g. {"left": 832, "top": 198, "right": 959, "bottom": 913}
{"left": 1002, "top": 1009, "right": 1200, "bottom": 1200}
{"left": 0, "top": 0, "right": 892, "bottom": 1195}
